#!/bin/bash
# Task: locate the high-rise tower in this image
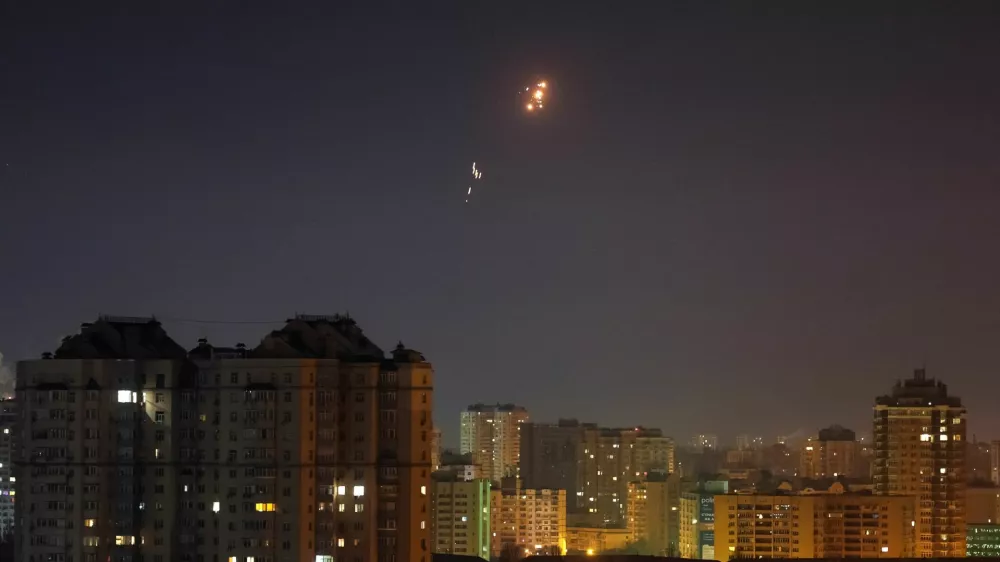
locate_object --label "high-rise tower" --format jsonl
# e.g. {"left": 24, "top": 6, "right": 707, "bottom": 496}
{"left": 874, "top": 368, "right": 966, "bottom": 557}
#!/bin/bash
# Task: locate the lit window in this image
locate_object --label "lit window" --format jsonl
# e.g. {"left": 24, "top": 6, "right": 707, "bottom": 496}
{"left": 920, "top": 434, "right": 931, "bottom": 442}
{"left": 353, "top": 485, "right": 365, "bottom": 497}
{"left": 881, "top": 547, "right": 889, "bottom": 553}
{"left": 355, "top": 504, "right": 364, "bottom": 513}
{"left": 212, "top": 501, "right": 220, "bottom": 513}
{"left": 255, "top": 503, "right": 276, "bottom": 512}
{"left": 229, "top": 558, "right": 237, "bottom": 562}
{"left": 421, "top": 520, "right": 426, "bottom": 529}
{"left": 338, "top": 538, "right": 345, "bottom": 547}
{"left": 338, "top": 503, "right": 345, "bottom": 512}
{"left": 117, "top": 390, "right": 135, "bottom": 403}
{"left": 940, "top": 426, "right": 947, "bottom": 433}
{"left": 2, "top": 428, "right": 7, "bottom": 434}
{"left": 115, "top": 536, "right": 135, "bottom": 546}
{"left": 8, "top": 477, "right": 14, "bottom": 483}
{"left": 940, "top": 468, "right": 947, "bottom": 474}
{"left": 940, "top": 435, "right": 948, "bottom": 441}
{"left": 84, "top": 519, "right": 96, "bottom": 527}
{"left": 420, "top": 486, "right": 427, "bottom": 496}
{"left": 183, "top": 485, "right": 189, "bottom": 492}
{"left": 336, "top": 485, "right": 346, "bottom": 496}
{"left": 247, "top": 557, "right": 255, "bottom": 562}
{"left": 461, "top": 516, "right": 468, "bottom": 522}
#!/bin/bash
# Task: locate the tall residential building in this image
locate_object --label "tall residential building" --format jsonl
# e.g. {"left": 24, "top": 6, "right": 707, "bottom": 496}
{"left": 579, "top": 426, "right": 675, "bottom": 526}
{"left": 521, "top": 419, "right": 589, "bottom": 511}
{"left": 0, "top": 398, "right": 15, "bottom": 540}
{"left": 16, "top": 314, "right": 434, "bottom": 562}
{"left": 460, "top": 404, "right": 528, "bottom": 483}
{"left": 430, "top": 474, "right": 491, "bottom": 559}
{"left": 715, "top": 490, "right": 917, "bottom": 558}
{"left": 489, "top": 477, "right": 566, "bottom": 557}
{"left": 800, "top": 425, "right": 859, "bottom": 478}
{"left": 874, "top": 368, "right": 967, "bottom": 557}
{"left": 679, "top": 480, "right": 728, "bottom": 560}
{"left": 627, "top": 472, "right": 680, "bottom": 556}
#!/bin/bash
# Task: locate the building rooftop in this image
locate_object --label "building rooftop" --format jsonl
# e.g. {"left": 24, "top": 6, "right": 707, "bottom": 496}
{"left": 876, "top": 368, "right": 963, "bottom": 407}
{"left": 818, "top": 424, "right": 856, "bottom": 442}
{"left": 52, "top": 316, "right": 187, "bottom": 360}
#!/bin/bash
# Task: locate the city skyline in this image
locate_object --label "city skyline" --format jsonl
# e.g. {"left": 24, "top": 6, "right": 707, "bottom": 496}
{"left": 4, "top": 5, "right": 1000, "bottom": 444}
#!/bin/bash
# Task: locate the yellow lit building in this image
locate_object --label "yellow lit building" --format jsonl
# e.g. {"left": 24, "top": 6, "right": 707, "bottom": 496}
{"left": 714, "top": 489, "right": 917, "bottom": 559}
{"left": 800, "top": 425, "right": 859, "bottom": 478}
{"left": 490, "top": 477, "right": 567, "bottom": 557}
{"left": 626, "top": 472, "right": 680, "bottom": 556}
{"left": 566, "top": 526, "right": 631, "bottom": 555}
{"left": 874, "top": 369, "right": 967, "bottom": 557}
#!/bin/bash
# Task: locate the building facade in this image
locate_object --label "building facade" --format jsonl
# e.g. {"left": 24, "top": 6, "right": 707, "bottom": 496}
{"left": 16, "top": 314, "right": 434, "bottom": 562}
{"left": 520, "top": 419, "right": 589, "bottom": 511}
{"left": 460, "top": 404, "right": 528, "bottom": 484}
{"left": 873, "top": 368, "right": 966, "bottom": 557}
{"left": 626, "top": 472, "right": 680, "bottom": 556}
{"left": 430, "top": 476, "right": 490, "bottom": 559}
{"left": 489, "top": 477, "right": 566, "bottom": 557}
{"left": 679, "top": 480, "right": 727, "bottom": 560}
{"left": 800, "top": 425, "right": 859, "bottom": 479}
{"left": 714, "top": 490, "right": 917, "bottom": 559}
{"left": 579, "top": 427, "right": 674, "bottom": 526}
{"left": 0, "top": 398, "right": 15, "bottom": 540}
{"left": 565, "top": 526, "right": 631, "bottom": 555}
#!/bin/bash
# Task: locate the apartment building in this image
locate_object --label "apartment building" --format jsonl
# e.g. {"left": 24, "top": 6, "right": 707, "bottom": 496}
{"left": 679, "top": 480, "right": 728, "bottom": 559}
{"left": 800, "top": 425, "right": 859, "bottom": 479}
{"left": 0, "top": 398, "right": 15, "bottom": 540}
{"left": 874, "top": 368, "right": 967, "bottom": 557}
{"left": 460, "top": 404, "right": 528, "bottom": 484}
{"left": 579, "top": 426, "right": 674, "bottom": 526}
{"left": 714, "top": 489, "right": 917, "bottom": 558}
{"left": 626, "top": 472, "right": 680, "bottom": 556}
{"left": 429, "top": 474, "right": 490, "bottom": 559}
{"left": 16, "top": 314, "right": 433, "bottom": 562}
{"left": 489, "top": 477, "right": 566, "bottom": 557}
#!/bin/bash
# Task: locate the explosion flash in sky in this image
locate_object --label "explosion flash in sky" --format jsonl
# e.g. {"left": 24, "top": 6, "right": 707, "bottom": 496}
{"left": 522, "top": 80, "right": 548, "bottom": 112}
{"left": 466, "top": 162, "right": 482, "bottom": 203}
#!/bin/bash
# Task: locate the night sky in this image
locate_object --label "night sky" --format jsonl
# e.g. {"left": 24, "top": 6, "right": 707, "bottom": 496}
{"left": 3, "top": 3, "right": 1000, "bottom": 446}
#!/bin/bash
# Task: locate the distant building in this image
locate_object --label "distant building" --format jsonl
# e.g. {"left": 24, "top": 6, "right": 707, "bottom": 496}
{"left": 15, "top": 314, "right": 434, "bottom": 562}
{"left": 431, "top": 474, "right": 491, "bottom": 559}
{"left": 0, "top": 398, "right": 15, "bottom": 540}
{"left": 521, "top": 419, "right": 591, "bottom": 511}
{"left": 579, "top": 427, "right": 674, "bottom": 526}
{"left": 490, "top": 477, "right": 566, "bottom": 557}
{"left": 691, "top": 434, "right": 718, "bottom": 450}
{"left": 992, "top": 440, "right": 1000, "bottom": 486}
{"left": 873, "top": 368, "right": 966, "bottom": 557}
{"left": 800, "top": 425, "right": 858, "bottom": 478}
{"left": 460, "top": 404, "right": 528, "bottom": 483}
{"left": 714, "top": 488, "right": 917, "bottom": 558}
{"left": 438, "top": 450, "right": 482, "bottom": 482}
{"left": 626, "top": 472, "right": 680, "bottom": 556}
{"left": 968, "top": 524, "right": 1000, "bottom": 557}
{"left": 679, "top": 480, "right": 727, "bottom": 560}
{"left": 565, "top": 526, "right": 631, "bottom": 555}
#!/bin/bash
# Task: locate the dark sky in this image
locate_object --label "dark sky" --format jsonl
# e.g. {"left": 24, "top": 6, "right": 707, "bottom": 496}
{"left": 3, "top": 3, "right": 1000, "bottom": 447}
